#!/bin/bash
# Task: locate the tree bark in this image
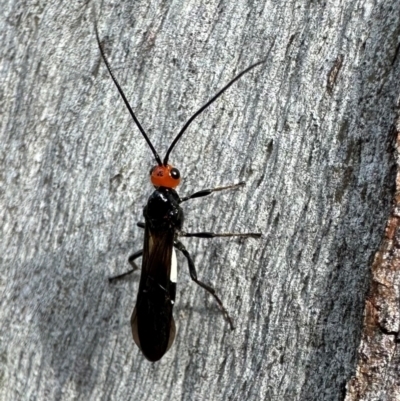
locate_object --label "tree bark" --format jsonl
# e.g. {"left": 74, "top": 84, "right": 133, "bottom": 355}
{"left": 1, "top": 0, "right": 399, "bottom": 400}
{"left": 345, "top": 130, "right": 400, "bottom": 401}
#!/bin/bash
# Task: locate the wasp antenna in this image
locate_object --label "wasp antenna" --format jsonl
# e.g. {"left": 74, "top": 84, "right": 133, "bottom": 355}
{"left": 163, "top": 40, "right": 275, "bottom": 166}
{"left": 93, "top": 7, "right": 163, "bottom": 166}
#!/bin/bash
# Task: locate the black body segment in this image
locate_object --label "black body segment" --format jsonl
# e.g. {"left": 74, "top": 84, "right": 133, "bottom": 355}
{"left": 131, "top": 188, "right": 183, "bottom": 361}
{"left": 110, "top": 183, "right": 261, "bottom": 360}
{"left": 144, "top": 188, "right": 183, "bottom": 232}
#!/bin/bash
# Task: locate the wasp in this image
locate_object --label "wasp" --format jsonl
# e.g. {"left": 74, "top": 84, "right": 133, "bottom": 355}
{"left": 95, "top": 15, "right": 267, "bottom": 361}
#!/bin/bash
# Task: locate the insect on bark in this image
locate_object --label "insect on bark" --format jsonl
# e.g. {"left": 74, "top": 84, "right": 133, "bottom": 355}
{"left": 94, "top": 12, "right": 270, "bottom": 362}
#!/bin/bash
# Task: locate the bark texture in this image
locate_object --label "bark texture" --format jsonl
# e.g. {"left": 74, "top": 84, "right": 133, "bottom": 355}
{"left": 345, "top": 123, "right": 400, "bottom": 401}
{"left": 1, "top": 0, "right": 399, "bottom": 400}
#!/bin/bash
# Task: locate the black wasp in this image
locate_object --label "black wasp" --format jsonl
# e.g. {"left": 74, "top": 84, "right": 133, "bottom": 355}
{"left": 95, "top": 16, "right": 265, "bottom": 362}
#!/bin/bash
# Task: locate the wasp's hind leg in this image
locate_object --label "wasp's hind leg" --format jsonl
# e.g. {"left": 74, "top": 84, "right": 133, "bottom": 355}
{"left": 109, "top": 249, "right": 143, "bottom": 283}
{"left": 109, "top": 221, "right": 145, "bottom": 282}
{"left": 180, "top": 182, "right": 245, "bottom": 202}
{"left": 174, "top": 240, "right": 234, "bottom": 330}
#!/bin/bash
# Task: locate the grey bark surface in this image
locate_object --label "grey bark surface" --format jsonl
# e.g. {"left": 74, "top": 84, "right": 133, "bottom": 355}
{"left": 1, "top": 0, "right": 399, "bottom": 400}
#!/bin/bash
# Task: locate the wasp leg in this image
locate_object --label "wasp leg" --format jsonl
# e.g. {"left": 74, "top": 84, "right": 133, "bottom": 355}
{"left": 137, "top": 222, "right": 145, "bottom": 229}
{"left": 174, "top": 240, "right": 234, "bottom": 330}
{"left": 180, "top": 182, "right": 245, "bottom": 202}
{"left": 180, "top": 231, "right": 261, "bottom": 239}
{"left": 109, "top": 250, "right": 143, "bottom": 282}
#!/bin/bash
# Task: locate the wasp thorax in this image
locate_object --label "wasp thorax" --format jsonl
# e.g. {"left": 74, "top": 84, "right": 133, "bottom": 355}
{"left": 150, "top": 165, "right": 181, "bottom": 188}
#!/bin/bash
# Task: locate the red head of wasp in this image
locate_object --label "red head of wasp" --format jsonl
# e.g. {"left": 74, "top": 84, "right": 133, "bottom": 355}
{"left": 94, "top": 12, "right": 269, "bottom": 362}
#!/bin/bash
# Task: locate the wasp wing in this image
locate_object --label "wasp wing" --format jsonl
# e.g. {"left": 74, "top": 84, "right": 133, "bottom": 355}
{"left": 131, "top": 224, "right": 177, "bottom": 362}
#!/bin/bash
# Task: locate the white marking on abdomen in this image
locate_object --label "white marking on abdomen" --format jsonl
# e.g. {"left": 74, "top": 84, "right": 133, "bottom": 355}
{"left": 170, "top": 248, "right": 177, "bottom": 283}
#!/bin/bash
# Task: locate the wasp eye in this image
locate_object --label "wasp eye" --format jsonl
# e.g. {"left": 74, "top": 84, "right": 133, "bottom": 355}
{"left": 149, "top": 166, "right": 155, "bottom": 176}
{"left": 170, "top": 168, "right": 180, "bottom": 180}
